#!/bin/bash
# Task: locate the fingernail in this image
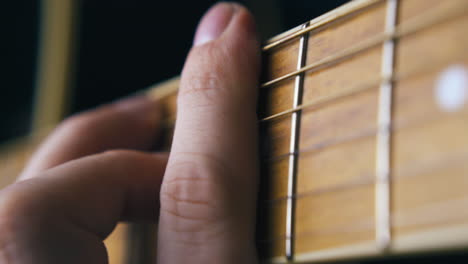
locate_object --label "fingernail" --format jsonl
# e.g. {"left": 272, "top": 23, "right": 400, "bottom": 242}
{"left": 114, "top": 96, "right": 161, "bottom": 124}
{"left": 193, "top": 3, "right": 238, "bottom": 46}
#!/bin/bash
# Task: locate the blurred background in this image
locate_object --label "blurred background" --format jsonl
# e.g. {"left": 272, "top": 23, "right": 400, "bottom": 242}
{"left": 2, "top": 0, "right": 348, "bottom": 144}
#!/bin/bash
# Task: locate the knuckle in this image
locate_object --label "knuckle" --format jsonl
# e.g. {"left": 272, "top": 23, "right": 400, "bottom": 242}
{"left": 57, "top": 113, "right": 96, "bottom": 137}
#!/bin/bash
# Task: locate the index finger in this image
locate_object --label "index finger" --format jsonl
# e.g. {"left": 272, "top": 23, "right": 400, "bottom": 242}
{"left": 158, "top": 3, "right": 261, "bottom": 264}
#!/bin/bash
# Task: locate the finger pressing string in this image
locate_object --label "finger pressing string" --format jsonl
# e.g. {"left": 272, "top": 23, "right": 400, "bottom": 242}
{"left": 158, "top": 3, "right": 261, "bottom": 264}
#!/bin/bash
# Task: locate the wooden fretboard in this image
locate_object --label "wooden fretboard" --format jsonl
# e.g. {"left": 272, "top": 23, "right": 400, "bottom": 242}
{"left": 1, "top": 0, "right": 468, "bottom": 263}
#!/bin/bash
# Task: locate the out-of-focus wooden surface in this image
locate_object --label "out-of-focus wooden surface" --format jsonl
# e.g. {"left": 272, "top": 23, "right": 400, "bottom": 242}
{"left": 33, "top": 0, "right": 78, "bottom": 131}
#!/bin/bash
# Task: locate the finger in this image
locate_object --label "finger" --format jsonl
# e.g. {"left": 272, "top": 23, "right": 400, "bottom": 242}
{"left": 19, "top": 96, "right": 162, "bottom": 180}
{"left": 0, "top": 150, "right": 167, "bottom": 264}
{"left": 158, "top": 3, "right": 260, "bottom": 264}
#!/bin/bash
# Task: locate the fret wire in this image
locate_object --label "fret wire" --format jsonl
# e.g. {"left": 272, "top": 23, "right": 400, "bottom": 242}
{"left": 375, "top": 0, "right": 397, "bottom": 252}
{"left": 260, "top": 1, "right": 468, "bottom": 89}
{"left": 262, "top": 0, "right": 384, "bottom": 51}
{"left": 285, "top": 22, "right": 309, "bottom": 262}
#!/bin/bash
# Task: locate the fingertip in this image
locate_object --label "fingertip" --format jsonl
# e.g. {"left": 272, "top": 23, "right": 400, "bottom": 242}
{"left": 193, "top": 2, "right": 237, "bottom": 46}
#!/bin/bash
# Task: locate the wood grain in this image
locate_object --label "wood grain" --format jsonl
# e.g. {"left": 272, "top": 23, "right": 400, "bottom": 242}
{"left": 305, "top": 1, "right": 385, "bottom": 65}
{"left": 257, "top": 0, "right": 468, "bottom": 261}
{"left": 393, "top": 61, "right": 468, "bottom": 130}
{"left": 300, "top": 89, "right": 379, "bottom": 151}
{"left": 395, "top": 13, "right": 468, "bottom": 76}
{"left": 302, "top": 47, "right": 382, "bottom": 105}
{"left": 392, "top": 115, "right": 468, "bottom": 243}
{"left": 259, "top": 116, "right": 292, "bottom": 159}
{"left": 262, "top": 39, "right": 300, "bottom": 81}
{"left": 257, "top": 200, "right": 287, "bottom": 258}
{"left": 259, "top": 78, "right": 295, "bottom": 117}
{"left": 259, "top": 157, "right": 289, "bottom": 201}
{"left": 390, "top": 5, "right": 468, "bottom": 253}
{"left": 297, "top": 136, "right": 376, "bottom": 195}
{"left": 397, "top": 0, "right": 467, "bottom": 24}
{"left": 295, "top": 184, "right": 375, "bottom": 254}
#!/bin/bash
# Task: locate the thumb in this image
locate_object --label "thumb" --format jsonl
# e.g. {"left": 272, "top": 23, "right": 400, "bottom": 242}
{"left": 158, "top": 2, "right": 260, "bottom": 264}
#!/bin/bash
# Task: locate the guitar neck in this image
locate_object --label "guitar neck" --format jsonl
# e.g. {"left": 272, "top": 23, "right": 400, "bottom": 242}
{"left": 1, "top": 0, "right": 468, "bottom": 263}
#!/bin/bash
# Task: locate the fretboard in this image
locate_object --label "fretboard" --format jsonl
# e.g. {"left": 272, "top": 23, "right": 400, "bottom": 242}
{"left": 1, "top": 0, "right": 468, "bottom": 263}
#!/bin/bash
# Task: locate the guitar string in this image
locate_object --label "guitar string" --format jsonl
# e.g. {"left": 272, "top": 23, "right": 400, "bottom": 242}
{"left": 147, "top": 0, "right": 467, "bottom": 110}
{"left": 152, "top": 0, "right": 467, "bottom": 251}
{"left": 258, "top": 196, "right": 468, "bottom": 243}
{"left": 260, "top": 51, "right": 468, "bottom": 123}
{"left": 262, "top": 0, "right": 383, "bottom": 51}
{"left": 160, "top": 97, "right": 468, "bottom": 177}
{"left": 258, "top": 55, "right": 468, "bottom": 163}
{"left": 152, "top": 0, "right": 468, "bottom": 214}
{"left": 258, "top": 111, "right": 468, "bottom": 204}
{"left": 262, "top": 127, "right": 377, "bottom": 163}
{"left": 161, "top": 54, "right": 468, "bottom": 139}
{"left": 260, "top": 1, "right": 468, "bottom": 88}
{"left": 159, "top": 100, "right": 468, "bottom": 194}
{"left": 159, "top": 107, "right": 468, "bottom": 204}
{"left": 259, "top": 202, "right": 468, "bottom": 244}
{"left": 257, "top": 153, "right": 468, "bottom": 243}
{"left": 142, "top": 1, "right": 467, "bottom": 252}
{"left": 3, "top": 0, "right": 460, "bottom": 254}
{"left": 157, "top": 10, "right": 468, "bottom": 128}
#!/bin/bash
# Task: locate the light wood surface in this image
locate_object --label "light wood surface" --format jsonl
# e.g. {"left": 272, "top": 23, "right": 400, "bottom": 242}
{"left": 1, "top": 0, "right": 468, "bottom": 263}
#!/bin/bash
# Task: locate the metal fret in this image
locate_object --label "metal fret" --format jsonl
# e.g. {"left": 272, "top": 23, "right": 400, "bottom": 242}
{"left": 285, "top": 22, "right": 309, "bottom": 261}
{"left": 375, "top": 0, "right": 398, "bottom": 251}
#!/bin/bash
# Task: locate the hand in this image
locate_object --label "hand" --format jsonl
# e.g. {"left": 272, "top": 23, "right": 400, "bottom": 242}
{"left": 0, "top": 3, "right": 260, "bottom": 264}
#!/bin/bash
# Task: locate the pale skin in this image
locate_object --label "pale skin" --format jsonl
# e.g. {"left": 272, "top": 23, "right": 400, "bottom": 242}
{"left": 0, "top": 3, "right": 260, "bottom": 264}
